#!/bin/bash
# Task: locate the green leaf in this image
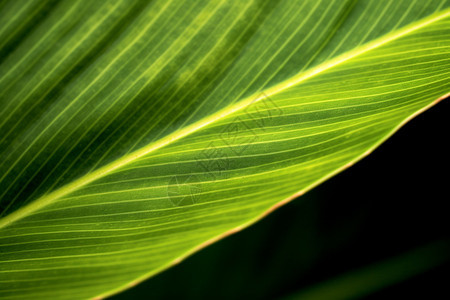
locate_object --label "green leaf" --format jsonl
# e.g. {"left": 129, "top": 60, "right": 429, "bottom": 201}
{"left": 285, "top": 240, "right": 450, "bottom": 300}
{"left": 0, "top": 0, "right": 449, "bottom": 299}
{"left": 283, "top": 240, "right": 450, "bottom": 300}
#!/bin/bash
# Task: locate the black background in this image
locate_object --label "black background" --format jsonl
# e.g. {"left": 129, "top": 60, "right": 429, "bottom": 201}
{"left": 112, "top": 98, "right": 449, "bottom": 299}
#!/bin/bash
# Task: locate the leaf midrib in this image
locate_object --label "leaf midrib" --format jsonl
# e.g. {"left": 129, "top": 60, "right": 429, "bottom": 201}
{"left": 0, "top": 9, "right": 448, "bottom": 229}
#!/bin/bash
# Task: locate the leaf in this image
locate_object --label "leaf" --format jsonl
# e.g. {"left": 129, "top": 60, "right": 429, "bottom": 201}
{"left": 283, "top": 240, "right": 450, "bottom": 300}
{"left": 0, "top": 0, "right": 449, "bottom": 299}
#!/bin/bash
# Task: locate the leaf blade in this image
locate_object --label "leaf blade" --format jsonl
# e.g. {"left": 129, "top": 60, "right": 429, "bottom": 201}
{"left": 0, "top": 1, "right": 449, "bottom": 299}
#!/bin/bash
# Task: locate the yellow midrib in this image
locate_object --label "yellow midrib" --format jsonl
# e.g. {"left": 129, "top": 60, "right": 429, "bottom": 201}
{"left": 0, "top": 9, "right": 448, "bottom": 229}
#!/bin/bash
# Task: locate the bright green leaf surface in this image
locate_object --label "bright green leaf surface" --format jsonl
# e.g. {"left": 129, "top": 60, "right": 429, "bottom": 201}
{"left": 0, "top": 0, "right": 449, "bottom": 299}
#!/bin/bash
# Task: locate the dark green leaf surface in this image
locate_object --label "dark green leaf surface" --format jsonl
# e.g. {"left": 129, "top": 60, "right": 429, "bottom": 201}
{"left": 284, "top": 241, "right": 450, "bottom": 300}
{"left": 0, "top": 1, "right": 449, "bottom": 299}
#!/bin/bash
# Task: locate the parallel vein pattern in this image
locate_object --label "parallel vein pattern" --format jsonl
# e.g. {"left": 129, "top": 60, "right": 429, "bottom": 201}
{"left": 0, "top": 0, "right": 449, "bottom": 299}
